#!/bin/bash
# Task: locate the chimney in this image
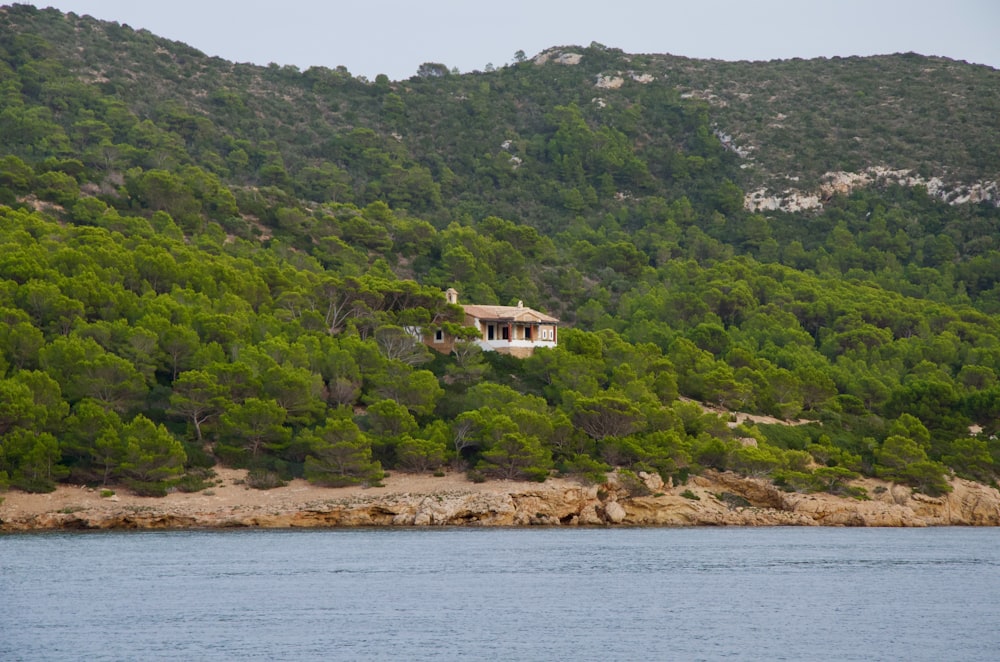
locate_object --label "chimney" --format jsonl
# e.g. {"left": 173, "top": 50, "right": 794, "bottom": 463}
{"left": 446, "top": 288, "right": 459, "bottom": 305}
{"left": 517, "top": 300, "right": 523, "bottom": 308}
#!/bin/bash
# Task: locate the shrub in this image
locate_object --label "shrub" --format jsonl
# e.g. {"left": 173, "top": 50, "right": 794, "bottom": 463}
{"left": 716, "top": 492, "right": 752, "bottom": 509}
{"left": 173, "top": 472, "right": 215, "bottom": 493}
{"left": 616, "top": 469, "right": 651, "bottom": 497}
{"left": 559, "top": 454, "right": 610, "bottom": 484}
{"left": 245, "top": 469, "right": 286, "bottom": 490}
{"left": 844, "top": 486, "right": 870, "bottom": 500}
{"left": 773, "top": 470, "right": 817, "bottom": 493}
{"left": 127, "top": 480, "right": 169, "bottom": 497}
{"left": 680, "top": 489, "right": 700, "bottom": 500}
{"left": 672, "top": 467, "right": 691, "bottom": 485}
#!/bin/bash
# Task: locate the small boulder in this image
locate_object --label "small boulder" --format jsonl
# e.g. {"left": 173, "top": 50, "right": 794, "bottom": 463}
{"left": 639, "top": 471, "right": 664, "bottom": 492}
{"left": 577, "top": 504, "right": 604, "bottom": 526}
{"left": 604, "top": 501, "right": 627, "bottom": 524}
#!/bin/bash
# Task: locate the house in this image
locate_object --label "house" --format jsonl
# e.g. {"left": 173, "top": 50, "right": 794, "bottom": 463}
{"left": 425, "top": 288, "right": 559, "bottom": 358}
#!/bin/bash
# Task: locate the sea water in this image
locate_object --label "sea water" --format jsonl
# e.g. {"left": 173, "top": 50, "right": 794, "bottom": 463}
{"left": 1, "top": 527, "right": 998, "bottom": 661}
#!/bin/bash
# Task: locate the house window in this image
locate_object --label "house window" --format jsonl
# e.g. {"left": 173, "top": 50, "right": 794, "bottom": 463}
{"left": 541, "top": 329, "right": 548, "bottom": 340}
{"left": 502, "top": 326, "right": 510, "bottom": 340}
{"left": 524, "top": 326, "right": 532, "bottom": 340}
{"left": 434, "top": 329, "right": 444, "bottom": 342}
{"left": 487, "top": 325, "right": 495, "bottom": 340}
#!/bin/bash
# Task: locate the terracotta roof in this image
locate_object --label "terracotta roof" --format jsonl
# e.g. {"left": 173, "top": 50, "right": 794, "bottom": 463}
{"left": 462, "top": 304, "right": 558, "bottom": 324}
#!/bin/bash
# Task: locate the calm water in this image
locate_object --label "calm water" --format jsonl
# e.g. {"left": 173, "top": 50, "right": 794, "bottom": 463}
{"left": 1, "top": 527, "right": 998, "bottom": 661}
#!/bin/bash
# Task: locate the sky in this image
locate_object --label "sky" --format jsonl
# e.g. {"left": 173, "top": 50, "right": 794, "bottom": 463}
{"left": 36, "top": 0, "right": 1000, "bottom": 81}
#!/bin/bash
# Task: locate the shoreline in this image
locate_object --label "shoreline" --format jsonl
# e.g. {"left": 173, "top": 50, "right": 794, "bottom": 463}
{"left": 3, "top": 468, "right": 1000, "bottom": 531}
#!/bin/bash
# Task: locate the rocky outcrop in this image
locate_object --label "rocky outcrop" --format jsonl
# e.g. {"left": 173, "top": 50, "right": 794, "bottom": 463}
{"left": 744, "top": 167, "right": 1000, "bottom": 213}
{"left": 3, "top": 472, "right": 999, "bottom": 531}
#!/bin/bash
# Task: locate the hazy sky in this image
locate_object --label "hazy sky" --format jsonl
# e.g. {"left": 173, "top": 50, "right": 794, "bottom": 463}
{"left": 37, "top": 0, "right": 1000, "bottom": 80}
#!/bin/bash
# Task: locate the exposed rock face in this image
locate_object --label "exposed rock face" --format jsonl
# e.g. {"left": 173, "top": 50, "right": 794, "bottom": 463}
{"left": 534, "top": 50, "right": 582, "bottom": 66}
{"left": 3, "top": 472, "right": 999, "bottom": 531}
{"left": 744, "top": 167, "right": 1000, "bottom": 213}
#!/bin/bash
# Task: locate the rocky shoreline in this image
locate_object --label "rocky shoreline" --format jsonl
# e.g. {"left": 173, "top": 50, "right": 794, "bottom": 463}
{"left": 3, "top": 469, "right": 1000, "bottom": 531}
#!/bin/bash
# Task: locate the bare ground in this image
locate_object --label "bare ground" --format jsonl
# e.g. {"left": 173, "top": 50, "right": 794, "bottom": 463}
{"left": 0, "top": 468, "right": 579, "bottom": 521}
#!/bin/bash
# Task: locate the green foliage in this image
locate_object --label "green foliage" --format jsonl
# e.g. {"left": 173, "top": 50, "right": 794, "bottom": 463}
{"left": 118, "top": 415, "right": 186, "bottom": 492}
{"left": 218, "top": 398, "right": 291, "bottom": 461}
{"left": 1, "top": 429, "right": 65, "bottom": 492}
{"left": 173, "top": 468, "right": 216, "bottom": 493}
{"left": 616, "top": 469, "right": 652, "bottom": 497}
{"left": 476, "top": 432, "right": 552, "bottom": 482}
{"left": 301, "top": 418, "right": 384, "bottom": 487}
{"left": 245, "top": 469, "right": 287, "bottom": 490}
{"left": 0, "top": 7, "right": 995, "bottom": 500}
{"left": 774, "top": 466, "right": 862, "bottom": 496}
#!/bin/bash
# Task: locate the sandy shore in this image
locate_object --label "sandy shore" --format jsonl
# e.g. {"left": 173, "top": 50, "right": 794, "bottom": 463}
{"left": 0, "top": 468, "right": 576, "bottom": 522}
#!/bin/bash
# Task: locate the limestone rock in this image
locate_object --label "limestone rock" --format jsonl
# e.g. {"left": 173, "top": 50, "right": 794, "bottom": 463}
{"left": 4, "top": 472, "right": 1000, "bottom": 531}
{"left": 577, "top": 504, "right": 604, "bottom": 526}
{"left": 604, "top": 501, "right": 627, "bottom": 523}
{"left": 638, "top": 471, "right": 664, "bottom": 492}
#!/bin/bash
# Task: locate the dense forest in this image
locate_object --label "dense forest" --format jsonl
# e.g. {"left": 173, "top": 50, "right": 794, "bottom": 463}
{"left": 1, "top": 4, "right": 999, "bottom": 499}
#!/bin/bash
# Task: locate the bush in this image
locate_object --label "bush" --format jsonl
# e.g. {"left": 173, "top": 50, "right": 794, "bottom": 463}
{"left": 245, "top": 469, "right": 286, "bottom": 490}
{"left": 182, "top": 441, "right": 217, "bottom": 469}
{"left": 673, "top": 467, "right": 691, "bottom": 485}
{"left": 558, "top": 454, "right": 610, "bottom": 484}
{"left": 13, "top": 477, "right": 57, "bottom": 494}
{"left": 127, "top": 480, "right": 169, "bottom": 497}
{"left": 173, "top": 470, "right": 216, "bottom": 493}
{"left": 773, "top": 470, "right": 818, "bottom": 493}
{"left": 680, "top": 489, "right": 700, "bottom": 500}
{"left": 844, "top": 486, "right": 870, "bottom": 500}
{"left": 898, "top": 460, "right": 952, "bottom": 497}
{"left": 716, "top": 492, "right": 752, "bottom": 509}
{"left": 616, "top": 469, "right": 651, "bottom": 497}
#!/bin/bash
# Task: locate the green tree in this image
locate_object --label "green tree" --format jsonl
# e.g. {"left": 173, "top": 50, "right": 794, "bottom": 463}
{"left": 396, "top": 433, "right": 448, "bottom": 473}
{"left": 365, "top": 398, "right": 418, "bottom": 439}
{"left": 942, "top": 437, "right": 994, "bottom": 483}
{"left": 218, "top": 398, "right": 291, "bottom": 460}
{"left": 812, "top": 466, "right": 862, "bottom": 495}
{"left": 118, "top": 415, "right": 186, "bottom": 494}
{"left": 0, "top": 378, "right": 36, "bottom": 436}
{"left": 477, "top": 432, "right": 552, "bottom": 481}
{"left": 571, "top": 392, "right": 646, "bottom": 440}
{"left": 1, "top": 430, "right": 66, "bottom": 493}
{"left": 301, "top": 418, "right": 383, "bottom": 487}
{"left": 876, "top": 434, "right": 929, "bottom": 475}
{"left": 261, "top": 365, "right": 326, "bottom": 426}
{"left": 367, "top": 364, "right": 443, "bottom": 417}
{"left": 168, "top": 370, "right": 228, "bottom": 441}
{"left": 62, "top": 398, "right": 124, "bottom": 482}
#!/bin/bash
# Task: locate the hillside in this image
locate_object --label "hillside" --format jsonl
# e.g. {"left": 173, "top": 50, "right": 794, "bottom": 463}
{"left": 0, "top": 4, "right": 999, "bottom": 512}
